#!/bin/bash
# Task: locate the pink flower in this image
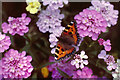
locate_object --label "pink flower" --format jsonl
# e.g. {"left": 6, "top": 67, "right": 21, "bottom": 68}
{"left": 103, "top": 40, "right": 111, "bottom": 51}
{"left": 98, "top": 38, "right": 105, "bottom": 45}
{"left": 0, "top": 49, "right": 33, "bottom": 78}
{"left": 72, "top": 67, "right": 97, "bottom": 78}
{"left": 0, "top": 32, "right": 11, "bottom": 53}
{"left": 98, "top": 39, "right": 111, "bottom": 51}
{"left": 89, "top": 0, "right": 119, "bottom": 27}
{"left": 74, "top": 9, "right": 107, "bottom": 40}
{"left": 2, "top": 13, "right": 31, "bottom": 36}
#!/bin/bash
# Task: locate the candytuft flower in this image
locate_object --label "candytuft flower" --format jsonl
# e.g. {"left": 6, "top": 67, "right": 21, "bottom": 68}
{"left": 71, "top": 51, "right": 88, "bottom": 69}
{"left": 98, "top": 50, "right": 117, "bottom": 71}
{"left": 72, "top": 67, "right": 97, "bottom": 78}
{"left": 42, "top": 0, "right": 68, "bottom": 10}
{"left": 89, "top": 0, "right": 119, "bottom": 27}
{"left": 98, "top": 39, "right": 111, "bottom": 51}
{"left": 2, "top": 13, "right": 31, "bottom": 36}
{"left": 98, "top": 38, "right": 105, "bottom": 45}
{"left": 103, "top": 39, "right": 111, "bottom": 51}
{"left": 0, "top": 32, "right": 11, "bottom": 53}
{"left": 74, "top": 9, "right": 107, "bottom": 40}
{"left": 48, "top": 56, "right": 76, "bottom": 78}
{"left": 36, "top": 8, "right": 64, "bottom": 33}
{"left": 0, "top": 49, "right": 33, "bottom": 78}
{"left": 26, "top": 0, "right": 41, "bottom": 14}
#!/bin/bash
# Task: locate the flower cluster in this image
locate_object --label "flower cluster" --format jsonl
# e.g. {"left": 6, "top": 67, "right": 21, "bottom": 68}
{"left": 47, "top": 56, "right": 76, "bottom": 78}
{"left": 26, "top": 0, "right": 41, "bottom": 14}
{"left": 0, "top": 49, "right": 33, "bottom": 78}
{"left": 2, "top": 13, "right": 31, "bottom": 36}
{"left": 42, "top": 0, "right": 68, "bottom": 10}
{"left": 0, "top": 32, "right": 11, "bottom": 53}
{"left": 36, "top": 8, "right": 64, "bottom": 33}
{"left": 49, "top": 26, "right": 65, "bottom": 48}
{"left": 74, "top": 9, "right": 107, "bottom": 40}
{"left": 98, "top": 50, "right": 117, "bottom": 71}
{"left": 72, "top": 67, "right": 97, "bottom": 78}
{"left": 112, "top": 59, "right": 120, "bottom": 78}
{"left": 89, "top": 0, "right": 119, "bottom": 27}
{"left": 98, "top": 38, "right": 111, "bottom": 51}
{"left": 71, "top": 51, "right": 88, "bottom": 69}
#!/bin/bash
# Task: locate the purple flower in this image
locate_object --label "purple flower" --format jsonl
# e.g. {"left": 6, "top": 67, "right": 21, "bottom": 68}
{"left": 72, "top": 67, "right": 97, "bottom": 78}
{"left": 98, "top": 50, "right": 117, "bottom": 71}
{"left": 42, "top": 0, "right": 68, "bottom": 10}
{"left": 74, "top": 9, "right": 107, "bottom": 40}
{"left": 98, "top": 38, "right": 105, "bottom": 45}
{"left": 89, "top": 0, "right": 119, "bottom": 27}
{"left": 71, "top": 51, "right": 88, "bottom": 69}
{"left": 48, "top": 56, "right": 76, "bottom": 78}
{"left": 0, "top": 32, "right": 11, "bottom": 53}
{"left": 98, "top": 50, "right": 107, "bottom": 59}
{"left": 36, "top": 8, "right": 64, "bottom": 33}
{"left": 0, "top": 49, "right": 33, "bottom": 78}
{"left": 103, "top": 39, "right": 111, "bottom": 51}
{"left": 49, "top": 34, "right": 59, "bottom": 48}
{"left": 2, "top": 13, "right": 31, "bottom": 36}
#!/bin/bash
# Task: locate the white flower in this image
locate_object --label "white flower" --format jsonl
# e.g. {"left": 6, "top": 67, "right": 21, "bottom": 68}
{"left": 71, "top": 59, "right": 80, "bottom": 69}
{"left": 71, "top": 51, "right": 88, "bottom": 69}
{"left": 112, "top": 59, "right": 120, "bottom": 78}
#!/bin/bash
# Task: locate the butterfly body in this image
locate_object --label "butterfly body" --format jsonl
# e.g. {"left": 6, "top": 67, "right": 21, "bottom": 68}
{"left": 55, "top": 21, "right": 80, "bottom": 61}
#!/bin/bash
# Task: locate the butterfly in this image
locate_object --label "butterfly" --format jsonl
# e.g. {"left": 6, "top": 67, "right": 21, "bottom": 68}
{"left": 54, "top": 21, "right": 80, "bottom": 61}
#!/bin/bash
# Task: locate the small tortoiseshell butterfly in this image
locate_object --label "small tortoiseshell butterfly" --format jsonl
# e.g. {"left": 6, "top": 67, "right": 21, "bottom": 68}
{"left": 55, "top": 21, "right": 80, "bottom": 61}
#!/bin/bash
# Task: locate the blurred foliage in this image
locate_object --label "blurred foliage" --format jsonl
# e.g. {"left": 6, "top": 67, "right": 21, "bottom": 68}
{"left": 1, "top": 2, "right": 120, "bottom": 79}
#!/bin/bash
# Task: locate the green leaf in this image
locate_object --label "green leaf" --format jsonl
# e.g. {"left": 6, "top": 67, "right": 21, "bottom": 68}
{"left": 57, "top": 67, "right": 71, "bottom": 78}
{"left": 65, "top": 56, "right": 73, "bottom": 63}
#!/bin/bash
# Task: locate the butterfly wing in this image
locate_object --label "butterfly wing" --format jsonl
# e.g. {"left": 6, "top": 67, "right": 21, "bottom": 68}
{"left": 62, "top": 21, "right": 80, "bottom": 45}
{"left": 55, "top": 21, "right": 80, "bottom": 61}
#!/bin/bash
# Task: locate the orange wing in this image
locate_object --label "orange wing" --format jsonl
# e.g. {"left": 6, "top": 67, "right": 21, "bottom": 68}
{"left": 54, "top": 21, "right": 80, "bottom": 61}
{"left": 63, "top": 21, "right": 80, "bottom": 45}
{"left": 55, "top": 44, "right": 75, "bottom": 61}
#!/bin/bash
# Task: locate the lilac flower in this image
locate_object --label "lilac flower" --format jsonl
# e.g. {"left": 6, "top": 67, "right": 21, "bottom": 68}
{"left": 71, "top": 51, "right": 88, "bottom": 69}
{"left": 49, "top": 26, "right": 65, "bottom": 54}
{"left": 89, "top": 0, "right": 119, "bottom": 27}
{"left": 74, "top": 9, "right": 107, "bottom": 40}
{"left": 49, "top": 34, "right": 59, "bottom": 48}
{"left": 0, "top": 49, "right": 33, "bottom": 78}
{"left": 49, "top": 26, "right": 65, "bottom": 37}
{"left": 103, "top": 39, "right": 111, "bottom": 51}
{"left": 98, "top": 50, "right": 107, "bottom": 59}
{"left": 112, "top": 59, "right": 120, "bottom": 78}
{"left": 98, "top": 50, "right": 117, "bottom": 71}
{"left": 36, "top": 8, "right": 64, "bottom": 33}
{"left": 2, "top": 13, "right": 31, "bottom": 36}
{"left": 0, "top": 32, "right": 11, "bottom": 53}
{"left": 47, "top": 56, "right": 76, "bottom": 78}
{"left": 72, "top": 67, "right": 97, "bottom": 78}
{"left": 42, "top": 0, "right": 68, "bottom": 10}
{"left": 98, "top": 38, "right": 105, "bottom": 45}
